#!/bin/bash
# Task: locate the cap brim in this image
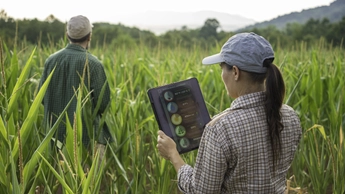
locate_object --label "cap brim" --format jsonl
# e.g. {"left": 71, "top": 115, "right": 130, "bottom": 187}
{"left": 202, "top": 54, "right": 224, "bottom": 65}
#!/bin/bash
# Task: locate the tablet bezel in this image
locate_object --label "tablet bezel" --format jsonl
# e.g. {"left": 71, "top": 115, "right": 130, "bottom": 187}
{"left": 147, "top": 77, "right": 211, "bottom": 154}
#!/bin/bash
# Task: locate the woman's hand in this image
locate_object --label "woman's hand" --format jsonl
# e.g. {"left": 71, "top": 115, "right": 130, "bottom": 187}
{"left": 157, "top": 130, "right": 186, "bottom": 171}
{"left": 157, "top": 130, "right": 178, "bottom": 160}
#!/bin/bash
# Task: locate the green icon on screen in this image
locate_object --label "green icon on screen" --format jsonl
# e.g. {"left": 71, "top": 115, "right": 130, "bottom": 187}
{"left": 179, "top": 138, "right": 190, "bottom": 148}
{"left": 175, "top": 126, "right": 186, "bottom": 137}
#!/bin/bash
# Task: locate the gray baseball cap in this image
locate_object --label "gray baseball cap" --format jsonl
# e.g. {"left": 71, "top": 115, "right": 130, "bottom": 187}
{"left": 67, "top": 15, "right": 93, "bottom": 39}
{"left": 202, "top": 32, "right": 274, "bottom": 73}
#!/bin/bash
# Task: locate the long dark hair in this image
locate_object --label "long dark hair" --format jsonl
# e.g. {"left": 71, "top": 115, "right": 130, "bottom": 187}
{"left": 246, "top": 58, "right": 285, "bottom": 169}
{"left": 263, "top": 59, "right": 285, "bottom": 168}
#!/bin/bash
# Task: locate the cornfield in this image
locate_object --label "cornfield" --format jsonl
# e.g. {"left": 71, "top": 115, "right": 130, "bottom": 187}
{"left": 0, "top": 36, "right": 344, "bottom": 194}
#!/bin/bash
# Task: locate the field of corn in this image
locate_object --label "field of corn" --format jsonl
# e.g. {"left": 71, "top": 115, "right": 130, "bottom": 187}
{"left": 0, "top": 36, "right": 344, "bottom": 194}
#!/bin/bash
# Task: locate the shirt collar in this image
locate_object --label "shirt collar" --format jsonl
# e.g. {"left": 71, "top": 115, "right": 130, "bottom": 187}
{"left": 66, "top": 43, "right": 88, "bottom": 52}
{"left": 229, "top": 91, "right": 266, "bottom": 110}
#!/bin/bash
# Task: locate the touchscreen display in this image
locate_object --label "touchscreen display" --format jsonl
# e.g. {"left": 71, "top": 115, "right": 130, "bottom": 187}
{"left": 147, "top": 78, "right": 210, "bottom": 154}
{"left": 160, "top": 86, "right": 205, "bottom": 152}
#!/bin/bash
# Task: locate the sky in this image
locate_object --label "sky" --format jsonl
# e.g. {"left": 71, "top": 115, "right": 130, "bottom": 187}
{"left": 0, "top": 0, "right": 334, "bottom": 24}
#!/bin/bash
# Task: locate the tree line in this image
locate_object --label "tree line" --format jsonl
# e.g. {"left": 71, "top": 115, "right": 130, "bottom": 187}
{"left": 0, "top": 10, "right": 344, "bottom": 50}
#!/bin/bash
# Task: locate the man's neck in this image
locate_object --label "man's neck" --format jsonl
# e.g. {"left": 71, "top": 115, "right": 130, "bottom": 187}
{"left": 70, "top": 41, "right": 88, "bottom": 49}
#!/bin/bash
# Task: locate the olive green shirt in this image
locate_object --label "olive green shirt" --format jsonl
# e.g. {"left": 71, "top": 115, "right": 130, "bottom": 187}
{"left": 39, "top": 43, "right": 111, "bottom": 147}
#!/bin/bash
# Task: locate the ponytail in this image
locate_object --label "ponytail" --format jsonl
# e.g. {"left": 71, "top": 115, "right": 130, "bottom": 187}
{"left": 264, "top": 59, "right": 285, "bottom": 169}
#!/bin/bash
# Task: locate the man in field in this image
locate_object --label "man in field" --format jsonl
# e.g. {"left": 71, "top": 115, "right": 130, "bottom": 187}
{"left": 39, "top": 15, "right": 112, "bottom": 160}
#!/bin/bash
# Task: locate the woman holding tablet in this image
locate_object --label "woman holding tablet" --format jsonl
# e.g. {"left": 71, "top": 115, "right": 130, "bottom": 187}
{"left": 157, "top": 32, "right": 302, "bottom": 193}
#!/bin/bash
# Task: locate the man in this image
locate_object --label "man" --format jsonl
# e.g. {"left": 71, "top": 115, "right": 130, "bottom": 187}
{"left": 39, "top": 15, "right": 112, "bottom": 153}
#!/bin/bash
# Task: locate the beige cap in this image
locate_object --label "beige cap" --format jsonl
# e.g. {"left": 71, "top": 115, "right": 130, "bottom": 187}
{"left": 67, "top": 15, "right": 93, "bottom": 39}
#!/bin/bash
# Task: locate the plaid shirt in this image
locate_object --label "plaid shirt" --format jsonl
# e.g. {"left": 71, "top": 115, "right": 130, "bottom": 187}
{"left": 39, "top": 43, "right": 111, "bottom": 147}
{"left": 178, "top": 92, "right": 302, "bottom": 193}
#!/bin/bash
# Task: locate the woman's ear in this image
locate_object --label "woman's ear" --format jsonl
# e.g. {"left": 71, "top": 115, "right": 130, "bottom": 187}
{"left": 233, "top": 66, "right": 240, "bottom": 81}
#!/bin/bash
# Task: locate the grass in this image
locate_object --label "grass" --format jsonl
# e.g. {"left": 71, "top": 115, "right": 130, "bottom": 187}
{"left": 0, "top": 37, "right": 344, "bottom": 193}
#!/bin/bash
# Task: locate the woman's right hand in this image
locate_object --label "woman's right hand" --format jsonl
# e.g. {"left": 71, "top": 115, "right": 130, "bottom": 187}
{"left": 157, "top": 130, "right": 186, "bottom": 172}
{"left": 157, "top": 130, "right": 178, "bottom": 161}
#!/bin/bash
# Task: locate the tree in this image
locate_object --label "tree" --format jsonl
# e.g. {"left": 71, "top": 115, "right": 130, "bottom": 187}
{"left": 328, "top": 16, "right": 345, "bottom": 46}
{"left": 45, "top": 14, "right": 58, "bottom": 23}
{"left": 199, "top": 18, "right": 220, "bottom": 40}
{"left": 0, "top": 9, "right": 8, "bottom": 21}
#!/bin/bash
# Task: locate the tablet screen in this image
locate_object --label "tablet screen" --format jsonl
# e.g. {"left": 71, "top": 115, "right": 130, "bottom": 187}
{"left": 147, "top": 78, "right": 210, "bottom": 154}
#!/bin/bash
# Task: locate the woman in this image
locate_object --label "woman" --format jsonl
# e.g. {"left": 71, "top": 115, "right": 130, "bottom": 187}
{"left": 157, "top": 32, "right": 302, "bottom": 193}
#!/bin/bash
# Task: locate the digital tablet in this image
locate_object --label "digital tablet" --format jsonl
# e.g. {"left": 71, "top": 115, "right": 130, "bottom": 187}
{"left": 147, "top": 78, "right": 211, "bottom": 154}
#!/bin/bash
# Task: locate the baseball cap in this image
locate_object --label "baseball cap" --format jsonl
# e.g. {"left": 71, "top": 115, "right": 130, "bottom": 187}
{"left": 67, "top": 15, "right": 93, "bottom": 39}
{"left": 202, "top": 32, "right": 274, "bottom": 73}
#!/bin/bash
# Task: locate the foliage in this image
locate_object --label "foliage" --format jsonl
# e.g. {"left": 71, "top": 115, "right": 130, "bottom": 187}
{"left": 199, "top": 18, "right": 220, "bottom": 40}
{"left": 0, "top": 8, "right": 345, "bottom": 51}
{"left": 242, "top": 0, "right": 345, "bottom": 30}
{"left": 0, "top": 17, "right": 345, "bottom": 194}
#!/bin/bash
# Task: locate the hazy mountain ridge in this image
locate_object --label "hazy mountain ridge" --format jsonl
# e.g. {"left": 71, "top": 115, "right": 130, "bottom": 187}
{"left": 119, "top": 0, "right": 345, "bottom": 34}
{"left": 122, "top": 10, "right": 256, "bottom": 34}
{"left": 240, "top": 0, "right": 345, "bottom": 30}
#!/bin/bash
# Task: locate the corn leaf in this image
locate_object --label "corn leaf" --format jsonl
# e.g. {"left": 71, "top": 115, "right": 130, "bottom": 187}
{"left": 11, "top": 66, "right": 54, "bottom": 160}
{"left": 6, "top": 47, "right": 36, "bottom": 119}
{"left": 37, "top": 152, "right": 74, "bottom": 194}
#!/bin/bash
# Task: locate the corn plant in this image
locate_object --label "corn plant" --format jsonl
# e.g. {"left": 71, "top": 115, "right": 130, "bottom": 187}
{"left": 0, "top": 36, "right": 344, "bottom": 193}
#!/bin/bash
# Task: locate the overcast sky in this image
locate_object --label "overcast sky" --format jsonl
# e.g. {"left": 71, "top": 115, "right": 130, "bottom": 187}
{"left": 1, "top": 0, "right": 334, "bottom": 23}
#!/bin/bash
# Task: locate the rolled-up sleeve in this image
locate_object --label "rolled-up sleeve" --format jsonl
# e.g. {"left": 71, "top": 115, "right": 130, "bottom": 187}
{"left": 177, "top": 124, "right": 228, "bottom": 194}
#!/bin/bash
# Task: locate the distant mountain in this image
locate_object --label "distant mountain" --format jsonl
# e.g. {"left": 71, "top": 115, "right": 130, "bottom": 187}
{"left": 118, "top": 10, "right": 256, "bottom": 35}
{"left": 240, "top": 0, "right": 345, "bottom": 31}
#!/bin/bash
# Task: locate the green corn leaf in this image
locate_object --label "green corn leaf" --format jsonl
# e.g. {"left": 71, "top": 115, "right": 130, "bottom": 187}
{"left": 6, "top": 47, "right": 36, "bottom": 119}
{"left": 22, "top": 95, "right": 73, "bottom": 190}
{"left": 73, "top": 84, "right": 87, "bottom": 189}
{"left": 0, "top": 115, "right": 7, "bottom": 144}
{"left": 82, "top": 151, "right": 101, "bottom": 194}
{"left": 37, "top": 152, "right": 74, "bottom": 194}
{"left": 11, "top": 66, "right": 54, "bottom": 160}
{"left": 307, "top": 124, "right": 327, "bottom": 140}
{"left": 10, "top": 144, "right": 20, "bottom": 194}
{"left": 108, "top": 143, "right": 129, "bottom": 184}
{"left": 64, "top": 112, "right": 75, "bottom": 170}
{"left": 0, "top": 154, "right": 6, "bottom": 186}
